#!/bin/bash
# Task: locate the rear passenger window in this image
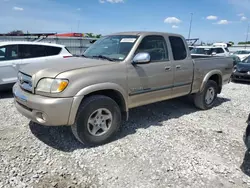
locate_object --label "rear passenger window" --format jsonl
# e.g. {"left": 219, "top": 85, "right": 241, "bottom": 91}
{"left": 169, "top": 36, "right": 187, "bottom": 60}
{"left": 216, "top": 48, "right": 224, "bottom": 53}
{"left": 46, "top": 46, "right": 61, "bottom": 56}
{"left": 136, "top": 35, "right": 168, "bottom": 61}
{"left": 31, "top": 45, "right": 46, "bottom": 57}
{"left": 0, "top": 45, "right": 18, "bottom": 61}
{"left": 18, "top": 45, "right": 61, "bottom": 59}
{"left": 19, "top": 45, "right": 33, "bottom": 59}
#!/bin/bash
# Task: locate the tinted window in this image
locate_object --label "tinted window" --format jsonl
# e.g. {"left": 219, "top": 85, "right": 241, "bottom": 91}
{"left": 19, "top": 45, "right": 61, "bottom": 59}
{"left": 136, "top": 35, "right": 168, "bottom": 61}
{"left": 169, "top": 36, "right": 187, "bottom": 60}
{"left": 0, "top": 45, "right": 18, "bottom": 61}
{"left": 19, "top": 45, "right": 33, "bottom": 59}
{"left": 216, "top": 48, "right": 224, "bottom": 53}
{"left": 45, "top": 46, "right": 61, "bottom": 56}
{"left": 31, "top": 45, "right": 46, "bottom": 57}
{"left": 225, "top": 48, "right": 229, "bottom": 52}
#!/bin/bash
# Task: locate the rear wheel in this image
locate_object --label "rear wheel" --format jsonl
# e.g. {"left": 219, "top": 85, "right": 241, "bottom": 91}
{"left": 194, "top": 80, "right": 218, "bottom": 110}
{"left": 71, "top": 95, "right": 121, "bottom": 146}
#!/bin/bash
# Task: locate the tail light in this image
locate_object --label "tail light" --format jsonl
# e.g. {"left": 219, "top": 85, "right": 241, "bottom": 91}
{"left": 63, "top": 56, "right": 72, "bottom": 58}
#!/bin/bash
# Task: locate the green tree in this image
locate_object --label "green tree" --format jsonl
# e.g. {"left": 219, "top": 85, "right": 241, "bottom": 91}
{"left": 238, "top": 41, "right": 250, "bottom": 45}
{"left": 85, "top": 33, "right": 95, "bottom": 38}
{"left": 96, "top": 34, "right": 102, "bottom": 38}
{"left": 8, "top": 30, "right": 24, "bottom": 35}
{"left": 228, "top": 41, "right": 234, "bottom": 45}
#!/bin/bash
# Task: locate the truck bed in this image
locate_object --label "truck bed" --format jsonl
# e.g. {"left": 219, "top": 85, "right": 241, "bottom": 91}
{"left": 191, "top": 56, "right": 233, "bottom": 93}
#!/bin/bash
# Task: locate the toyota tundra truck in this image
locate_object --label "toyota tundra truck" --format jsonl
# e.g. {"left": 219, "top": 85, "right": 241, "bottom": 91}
{"left": 13, "top": 32, "right": 233, "bottom": 145}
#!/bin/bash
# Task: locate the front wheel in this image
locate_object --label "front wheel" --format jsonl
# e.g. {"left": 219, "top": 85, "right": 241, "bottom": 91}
{"left": 194, "top": 80, "right": 218, "bottom": 110}
{"left": 71, "top": 95, "right": 121, "bottom": 146}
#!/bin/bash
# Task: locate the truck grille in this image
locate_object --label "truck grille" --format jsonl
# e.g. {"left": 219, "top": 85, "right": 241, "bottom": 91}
{"left": 18, "top": 72, "right": 33, "bottom": 93}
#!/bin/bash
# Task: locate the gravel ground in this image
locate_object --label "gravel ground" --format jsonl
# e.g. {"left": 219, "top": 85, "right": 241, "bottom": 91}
{"left": 1, "top": 82, "right": 250, "bottom": 188}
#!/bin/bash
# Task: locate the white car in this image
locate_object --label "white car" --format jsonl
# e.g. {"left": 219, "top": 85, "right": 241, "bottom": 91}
{"left": 191, "top": 46, "right": 230, "bottom": 57}
{"left": 0, "top": 41, "right": 72, "bottom": 89}
{"left": 233, "top": 50, "right": 250, "bottom": 61}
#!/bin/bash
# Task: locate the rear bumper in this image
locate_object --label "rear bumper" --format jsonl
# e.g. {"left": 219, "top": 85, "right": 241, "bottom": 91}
{"left": 13, "top": 83, "right": 82, "bottom": 126}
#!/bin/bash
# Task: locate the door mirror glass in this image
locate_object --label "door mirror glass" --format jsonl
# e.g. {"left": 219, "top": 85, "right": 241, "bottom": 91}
{"left": 132, "top": 52, "right": 150, "bottom": 64}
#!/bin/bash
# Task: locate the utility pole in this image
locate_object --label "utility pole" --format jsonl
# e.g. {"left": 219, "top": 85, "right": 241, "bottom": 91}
{"left": 77, "top": 20, "right": 80, "bottom": 33}
{"left": 188, "top": 13, "right": 193, "bottom": 40}
{"left": 245, "top": 22, "right": 249, "bottom": 49}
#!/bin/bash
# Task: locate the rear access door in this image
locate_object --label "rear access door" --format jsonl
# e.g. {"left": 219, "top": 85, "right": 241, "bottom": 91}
{"left": 168, "top": 36, "right": 193, "bottom": 98}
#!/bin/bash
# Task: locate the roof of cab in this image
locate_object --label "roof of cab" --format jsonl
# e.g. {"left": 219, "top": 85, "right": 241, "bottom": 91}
{"left": 109, "top": 31, "right": 183, "bottom": 37}
{"left": 0, "top": 41, "right": 66, "bottom": 48}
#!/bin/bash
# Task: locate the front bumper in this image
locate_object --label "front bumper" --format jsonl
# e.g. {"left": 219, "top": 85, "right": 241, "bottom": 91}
{"left": 232, "top": 72, "right": 250, "bottom": 81}
{"left": 13, "top": 83, "right": 75, "bottom": 126}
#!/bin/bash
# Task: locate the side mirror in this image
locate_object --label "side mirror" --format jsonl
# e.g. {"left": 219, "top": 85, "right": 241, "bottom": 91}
{"left": 132, "top": 52, "right": 150, "bottom": 64}
{"left": 212, "top": 52, "right": 217, "bottom": 56}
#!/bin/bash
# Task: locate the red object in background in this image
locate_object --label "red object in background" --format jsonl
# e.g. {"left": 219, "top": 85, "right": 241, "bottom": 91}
{"left": 55, "top": 33, "right": 83, "bottom": 37}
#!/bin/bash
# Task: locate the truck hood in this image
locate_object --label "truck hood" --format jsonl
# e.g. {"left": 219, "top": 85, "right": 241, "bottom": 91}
{"left": 20, "top": 57, "right": 113, "bottom": 78}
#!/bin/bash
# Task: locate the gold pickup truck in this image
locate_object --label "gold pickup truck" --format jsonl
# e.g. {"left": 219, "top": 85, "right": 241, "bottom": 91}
{"left": 13, "top": 32, "right": 233, "bottom": 145}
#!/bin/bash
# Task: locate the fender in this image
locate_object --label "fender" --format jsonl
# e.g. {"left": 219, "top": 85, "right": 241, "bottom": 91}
{"left": 68, "top": 83, "right": 128, "bottom": 125}
{"left": 199, "top": 70, "right": 222, "bottom": 92}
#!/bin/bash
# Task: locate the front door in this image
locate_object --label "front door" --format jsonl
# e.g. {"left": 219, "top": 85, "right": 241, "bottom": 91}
{"left": 128, "top": 35, "right": 174, "bottom": 108}
{"left": 0, "top": 45, "right": 21, "bottom": 85}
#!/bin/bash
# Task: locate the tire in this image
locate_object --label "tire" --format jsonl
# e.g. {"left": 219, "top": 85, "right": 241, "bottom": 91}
{"left": 194, "top": 80, "right": 218, "bottom": 110}
{"left": 71, "top": 95, "right": 121, "bottom": 146}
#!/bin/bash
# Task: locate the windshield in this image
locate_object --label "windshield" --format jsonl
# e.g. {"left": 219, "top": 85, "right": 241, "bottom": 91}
{"left": 242, "top": 55, "right": 250, "bottom": 63}
{"left": 234, "top": 50, "right": 250, "bottom": 55}
{"left": 83, "top": 35, "right": 138, "bottom": 61}
{"left": 191, "top": 48, "right": 213, "bottom": 55}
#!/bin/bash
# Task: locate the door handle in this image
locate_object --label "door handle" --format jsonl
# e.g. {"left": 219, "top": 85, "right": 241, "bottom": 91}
{"left": 176, "top": 65, "right": 181, "bottom": 69}
{"left": 165, "top": 66, "right": 171, "bottom": 71}
{"left": 12, "top": 64, "right": 16, "bottom": 68}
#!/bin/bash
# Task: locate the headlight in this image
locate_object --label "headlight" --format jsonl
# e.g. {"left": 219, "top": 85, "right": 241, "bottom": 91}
{"left": 36, "top": 78, "right": 68, "bottom": 93}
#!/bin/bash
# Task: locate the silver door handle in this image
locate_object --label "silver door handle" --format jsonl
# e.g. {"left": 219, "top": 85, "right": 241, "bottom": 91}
{"left": 12, "top": 64, "right": 16, "bottom": 68}
{"left": 165, "top": 66, "right": 171, "bottom": 71}
{"left": 176, "top": 65, "right": 181, "bottom": 69}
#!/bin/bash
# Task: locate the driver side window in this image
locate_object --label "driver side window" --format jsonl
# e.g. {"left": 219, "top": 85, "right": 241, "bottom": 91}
{"left": 135, "top": 35, "right": 169, "bottom": 62}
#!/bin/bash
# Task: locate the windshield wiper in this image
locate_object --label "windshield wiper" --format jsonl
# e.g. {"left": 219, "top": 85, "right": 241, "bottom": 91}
{"left": 92, "top": 55, "right": 114, "bottom": 61}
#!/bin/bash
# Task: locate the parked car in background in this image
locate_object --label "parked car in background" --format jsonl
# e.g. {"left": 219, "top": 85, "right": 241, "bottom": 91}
{"left": 191, "top": 46, "right": 230, "bottom": 57}
{"left": 0, "top": 41, "right": 72, "bottom": 90}
{"left": 231, "top": 54, "right": 242, "bottom": 66}
{"left": 231, "top": 55, "right": 250, "bottom": 82}
{"left": 233, "top": 50, "right": 250, "bottom": 61}
{"left": 13, "top": 31, "right": 233, "bottom": 145}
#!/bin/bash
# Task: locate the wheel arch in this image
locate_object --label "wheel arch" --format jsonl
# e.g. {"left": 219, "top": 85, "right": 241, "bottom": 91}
{"left": 68, "top": 83, "right": 128, "bottom": 125}
{"left": 200, "top": 70, "right": 223, "bottom": 94}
